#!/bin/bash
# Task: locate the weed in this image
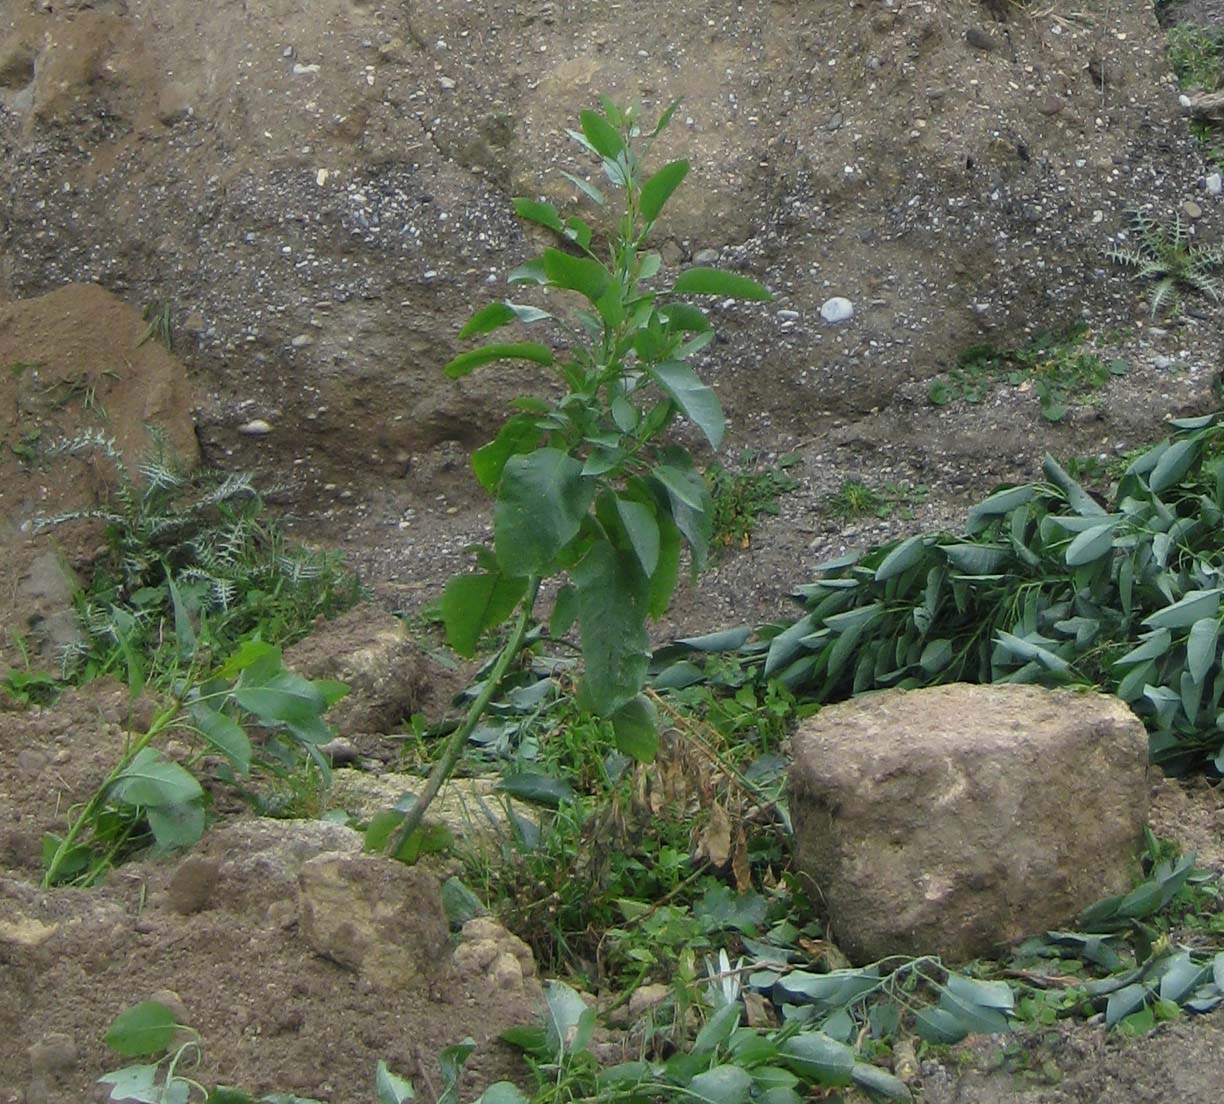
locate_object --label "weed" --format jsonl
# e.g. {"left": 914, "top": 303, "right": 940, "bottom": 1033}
{"left": 928, "top": 325, "right": 1126, "bottom": 421}
{"left": 706, "top": 449, "right": 800, "bottom": 550}
{"left": 824, "top": 478, "right": 929, "bottom": 521}
{"left": 37, "top": 430, "right": 362, "bottom": 686}
{"left": 387, "top": 98, "right": 771, "bottom": 853}
{"left": 1106, "top": 209, "right": 1224, "bottom": 318}
{"left": 139, "top": 301, "right": 174, "bottom": 352}
{"left": 1167, "top": 22, "right": 1224, "bottom": 91}
{"left": 9, "top": 428, "right": 41, "bottom": 464}
{"left": 0, "top": 667, "right": 61, "bottom": 706}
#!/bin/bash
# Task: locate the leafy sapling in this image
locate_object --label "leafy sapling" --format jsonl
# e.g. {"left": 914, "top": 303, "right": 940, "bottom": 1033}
{"left": 387, "top": 99, "right": 771, "bottom": 854}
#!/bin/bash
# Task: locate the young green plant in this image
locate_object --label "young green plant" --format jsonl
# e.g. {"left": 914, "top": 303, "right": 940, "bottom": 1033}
{"left": 387, "top": 99, "right": 771, "bottom": 855}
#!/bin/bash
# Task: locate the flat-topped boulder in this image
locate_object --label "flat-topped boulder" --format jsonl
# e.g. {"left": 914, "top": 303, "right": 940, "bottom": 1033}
{"left": 788, "top": 683, "right": 1149, "bottom": 964}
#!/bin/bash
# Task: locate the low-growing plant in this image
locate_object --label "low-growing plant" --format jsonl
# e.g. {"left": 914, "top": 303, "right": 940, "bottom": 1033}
{"left": 1106, "top": 209, "right": 1224, "bottom": 318}
{"left": 823, "top": 478, "right": 930, "bottom": 522}
{"left": 1167, "top": 22, "right": 1224, "bottom": 91}
{"left": 42, "top": 640, "right": 344, "bottom": 887}
{"left": 706, "top": 449, "right": 801, "bottom": 550}
{"left": 384, "top": 98, "right": 771, "bottom": 854}
{"left": 37, "top": 430, "right": 362, "bottom": 687}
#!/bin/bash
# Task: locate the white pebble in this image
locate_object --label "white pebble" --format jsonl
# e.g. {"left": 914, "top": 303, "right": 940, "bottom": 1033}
{"left": 238, "top": 419, "right": 273, "bottom": 436}
{"left": 820, "top": 297, "right": 854, "bottom": 324}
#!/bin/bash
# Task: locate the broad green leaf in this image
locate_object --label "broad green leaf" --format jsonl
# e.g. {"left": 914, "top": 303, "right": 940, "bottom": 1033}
{"left": 543, "top": 248, "right": 612, "bottom": 304}
{"left": 460, "top": 302, "right": 552, "bottom": 340}
{"left": 610, "top": 693, "right": 658, "bottom": 762}
{"left": 376, "top": 1061, "right": 415, "bottom": 1104}
{"left": 105, "top": 1001, "right": 179, "bottom": 1057}
{"left": 1066, "top": 521, "right": 1118, "bottom": 566}
{"left": 648, "top": 514, "right": 682, "bottom": 618}
{"left": 233, "top": 670, "right": 328, "bottom": 726}
{"left": 437, "top": 1039, "right": 476, "bottom": 1104}
{"left": 1149, "top": 438, "right": 1199, "bottom": 494}
{"left": 688, "top": 1066, "right": 752, "bottom": 1104}
{"left": 695, "top": 884, "right": 767, "bottom": 932}
{"left": 994, "top": 631, "right": 1068, "bottom": 672}
{"left": 777, "top": 1032, "right": 854, "bottom": 1086}
{"left": 444, "top": 342, "right": 554, "bottom": 379}
{"left": 494, "top": 449, "right": 594, "bottom": 577}
{"left": 473, "top": 1084, "right": 530, "bottom": 1104}
{"left": 673, "top": 267, "right": 773, "bottom": 301}
{"left": 938, "top": 984, "right": 1011, "bottom": 1035}
{"left": 440, "top": 877, "right": 486, "bottom": 929}
{"left": 616, "top": 497, "right": 660, "bottom": 576}
{"left": 850, "top": 1064, "right": 913, "bottom": 1102}
{"left": 648, "top": 360, "right": 724, "bottom": 448}
{"left": 1042, "top": 454, "right": 1106, "bottom": 516}
{"left": 1105, "top": 982, "right": 1151, "bottom": 1027}
{"left": 166, "top": 573, "right": 197, "bottom": 662}
{"left": 146, "top": 800, "right": 206, "bottom": 851}
{"left": 652, "top": 98, "right": 683, "bottom": 136}
{"left": 640, "top": 160, "right": 690, "bottom": 222}
{"left": 875, "top": 536, "right": 926, "bottom": 581}
{"left": 512, "top": 197, "right": 564, "bottom": 232}
{"left": 1143, "top": 589, "right": 1222, "bottom": 630}
{"left": 550, "top": 583, "right": 579, "bottom": 639}
{"left": 1113, "top": 629, "right": 1172, "bottom": 667}
{"left": 652, "top": 460, "right": 713, "bottom": 571}
{"left": 188, "top": 702, "right": 252, "bottom": 775}
{"left": 575, "top": 540, "right": 651, "bottom": 715}
{"left": 773, "top": 968, "right": 879, "bottom": 1006}
{"left": 920, "top": 638, "right": 953, "bottom": 675}
{"left": 693, "top": 1002, "right": 741, "bottom": 1055}
{"left": 660, "top": 302, "right": 712, "bottom": 332}
{"left": 913, "top": 1007, "right": 967, "bottom": 1044}
{"left": 544, "top": 981, "right": 594, "bottom": 1058}
{"left": 580, "top": 109, "right": 624, "bottom": 159}
{"left": 439, "top": 572, "right": 528, "bottom": 657}
{"left": 941, "top": 543, "right": 1008, "bottom": 575}
{"left": 508, "top": 258, "right": 548, "bottom": 285}
{"left": 109, "top": 748, "right": 203, "bottom": 808}
{"left": 1187, "top": 618, "right": 1220, "bottom": 684}
{"left": 98, "top": 1064, "right": 161, "bottom": 1101}
{"left": 944, "top": 974, "right": 1014, "bottom": 1013}
{"left": 598, "top": 1062, "right": 651, "bottom": 1089}
{"left": 966, "top": 484, "right": 1035, "bottom": 530}
{"left": 1159, "top": 952, "right": 1209, "bottom": 1004}
{"left": 473, "top": 416, "right": 542, "bottom": 493}
{"left": 498, "top": 771, "right": 574, "bottom": 807}
{"left": 673, "top": 626, "right": 753, "bottom": 652}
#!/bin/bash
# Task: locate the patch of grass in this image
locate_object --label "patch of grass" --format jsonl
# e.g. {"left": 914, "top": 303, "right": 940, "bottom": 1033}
{"left": 706, "top": 448, "right": 801, "bottom": 549}
{"left": 928, "top": 325, "right": 1127, "bottom": 421}
{"left": 824, "top": 477, "right": 929, "bottom": 522}
{"left": 1168, "top": 22, "right": 1224, "bottom": 91}
{"left": 138, "top": 301, "right": 174, "bottom": 352}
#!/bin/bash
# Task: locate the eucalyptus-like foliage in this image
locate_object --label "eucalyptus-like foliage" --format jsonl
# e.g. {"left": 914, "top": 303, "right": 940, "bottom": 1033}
{"left": 749, "top": 413, "right": 1224, "bottom": 774}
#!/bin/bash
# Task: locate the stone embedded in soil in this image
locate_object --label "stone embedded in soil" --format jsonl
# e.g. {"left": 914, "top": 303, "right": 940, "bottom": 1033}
{"left": 26, "top": 1033, "right": 76, "bottom": 1075}
{"left": 788, "top": 683, "right": 1149, "bottom": 964}
{"left": 167, "top": 855, "right": 221, "bottom": 915}
{"left": 298, "top": 852, "right": 450, "bottom": 988}
{"left": 819, "top": 297, "right": 854, "bottom": 324}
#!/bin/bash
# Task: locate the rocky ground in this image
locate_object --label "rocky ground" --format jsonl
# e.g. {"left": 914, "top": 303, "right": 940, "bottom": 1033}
{"left": 1, "top": 0, "right": 1224, "bottom": 1101}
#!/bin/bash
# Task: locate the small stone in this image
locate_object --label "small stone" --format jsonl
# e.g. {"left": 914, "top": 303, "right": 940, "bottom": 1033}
{"left": 290, "top": 333, "right": 315, "bottom": 348}
{"left": 293, "top": 63, "right": 320, "bottom": 75}
{"left": 820, "top": 297, "right": 854, "bottom": 324}
{"left": 693, "top": 248, "right": 720, "bottom": 264}
{"left": 1036, "top": 95, "right": 1065, "bottom": 116}
{"left": 439, "top": 76, "right": 456, "bottom": 90}
{"left": 777, "top": 309, "right": 800, "bottom": 321}
{"left": 155, "top": 82, "right": 192, "bottom": 127}
{"left": 1182, "top": 200, "right": 1203, "bottom": 220}
{"left": 168, "top": 856, "right": 220, "bottom": 915}
{"left": 27, "top": 1034, "right": 77, "bottom": 1075}
{"left": 490, "top": 951, "right": 525, "bottom": 990}
{"left": 320, "top": 737, "right": 360, "bottom": 765}
{"left": 1154, "top": 355, "right": 1173, "bottom": 370}
{"left": 966, "top": 27, "right": 996, "bottom": 52}
{"left": 627, "top": 982, "right": 671, "bottom": 1018}
{"left": 183, "top": 311, "right": 206, "bottom": 334}
{"left": 238, "top": 419, "right": 272, "bottom": 436}
{"left": 1207, "top": 173, "right": 1222, "bottom": 196}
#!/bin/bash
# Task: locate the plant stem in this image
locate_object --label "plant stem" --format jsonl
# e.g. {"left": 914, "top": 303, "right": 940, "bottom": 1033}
{"left": 386, "top": 576, "right": 542, "bottom": 857}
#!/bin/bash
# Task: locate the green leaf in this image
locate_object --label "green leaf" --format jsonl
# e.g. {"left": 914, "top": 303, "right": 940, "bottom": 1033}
{"left": 543, "top": 248, "right": 612, "bottom": 304}
{"left": 1143, "top": 589, "right": 1222, "bottom": 630}
{"left": 673, "top": 268, "right": 773, "bottom": 301}
{"left": 188, "top": 703, "right": 252, "bottom": 775}
{"left": 850, "top": 1064, "right": 913, "bottom": 1102}
{"left": 652, "top": 460, "right": 713, "bottom": 571}
{"left": 494, "top": 449, "right": 594, "bottom": 577}
{"left": 944, "top": 974, "right": 1014, "bottom": 1013}
{"left": 1106, "top": 982, "right": 1151, "bottom": 1027}
{"left": 875, "top": 536, "right": 927, "bottom": 581}
{"left": 648, "top": 515, "right": 682, "bottom": 618}
{"left": 550, "top": 584, "right": 579, "bottom": 639}
{"left": 1149, "top": 438, "right": 1199, "bottom": 494}
{"left": 574, "top": 541, "right": 650, "bottom": 716}
{"left": 1187, "top": 617, "right": 1221, "bottom": 685}
{"left": 473, "top": 416, "right": 542, "bottom": 493}
{"left": 580, "top": 109, "right": 624, "bottom": 159}
{"left": 98, "top": 1065, "right": 162, "bottom": 1101}
{"left": 437, "top": 1039, "right": 476, "bottom": 1104}
{"left": 444, "top": 342, "right": 554, "bottom": 379}
{"left": 146, "top": 800, "right": 205, "bottom": 851}
{"left": 993, "top": 631, "right": 1068, "bottom": 672}
{"left": 109, "top": 748, "right": 203, "bottom": 807}
{"left": 693, "top": 1002, "right": 741, "bottom": 1055}
{"left": 376, "top": 1061, "right": 415, "bottom": 1104}
{"left": 1159, "top": 952, "right": 1209, "bottom": 1004}
{"left": 695, "top": 884, "right": 767, "bottom": 933}
{"left": 459, "top": 302, "right": 515, "bottom": 338}
{"left": 544, "top": 981, "right": 595, "bottom": 1058}
{"left": 610, "top": 694, "right": 658, "bottom": 762}
{"left": 660, "top": 303, "right": 712, "bottom": 332}
{"left": 1114, "top": 629, "right": 1173, "bottom": 668}
{"left": 938, "top": 982, "right": 1011, "bottom": 1035}
{"left": 440, "top": 877, "right": 486, "bottom": 928}
{"left": 688, "top": 1066, "right": 752, "bottom": 1104}
{"left": 166, "top": 573, "right": 197, "bottom": 662}
{"left": 512, "top": 197, "right": 564, "bottom": 233}
{"left": 648, "top": 360, "right": 724, "bottom": 449}
{"left": 498, "top": 771, "right": 575, "bottom": 807}
{"left": 941, "top": 543, "right": 1009, "bottom": 575}
{"left": 616, "top": 497, "right": 660, "bottom": 577}
{"left": 440, "top": 572, "right": 528, "bottom": 657}
{"left": 473, "top": 1084, "right": 530, "bottom": 1104}
{"left": 105, "top": 1001, "right": 179, "bottom": 1058}
{"left": 966, "top": 484, "right": 1036, "bottom": 528}
{"left": 234, "top": 670, "right": 328, "bottom": 726}
{"left": 640, "top": 160, "right": 690, "bottom": 222}
{"left": 1042, "top": 454, "right": 1106, "bottom": 516}
{"left": 1065, "top": 521, "right": 1118, "bottom": 566}
{"left": 913, "top": 1007, "right": 967, "bottom": 1045}
{"left": 561, "top": 170, "right": 606, "bottom": 206}
{"left": 777, "top": 1033, "right": 855, "bottom": 1087}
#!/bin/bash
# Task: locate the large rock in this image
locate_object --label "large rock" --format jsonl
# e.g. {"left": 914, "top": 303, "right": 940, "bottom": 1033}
{"left": 788, "top": 683, "right": 1149, "bottom": 964}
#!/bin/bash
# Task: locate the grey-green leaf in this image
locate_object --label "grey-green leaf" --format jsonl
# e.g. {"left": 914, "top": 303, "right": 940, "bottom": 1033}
{"left": 850, "top": 1064, "right": 913, "bottom": 1102}
{"left": 688, "top": 1066, "right": 752, "bottom": 1104}
{"left": 494, "top": 450, "right": 593, "bottom": 577}
{"left": 616, "top": 497, "right": 661, "bottom": 577}
{"left": 649, "top": 360, "right": 724, "bottom": 449}
{"left": 1187, "top": 617, "right": 1220, "bottom": 685}
{"left": 109, "top": 747, "right": 203, "bottom": 807}
{"left": 376, "top": 1061, "right": 415, "bottom": 1104}
{"left": 673, "top": 268, "right": 773, "bottom": 301}
{"left": 574, "top": 541, "right": 650, "bottom": 716}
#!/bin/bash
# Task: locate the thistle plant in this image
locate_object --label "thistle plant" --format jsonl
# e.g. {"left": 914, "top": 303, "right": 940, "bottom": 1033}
{"left": 1105, "top": 209, "right": 1224, "bottom": 317}
{"left": 388, "top": 99, "right": 771, "bottom": 854}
